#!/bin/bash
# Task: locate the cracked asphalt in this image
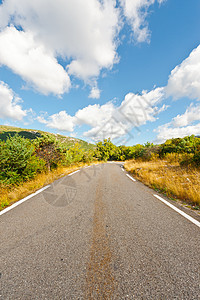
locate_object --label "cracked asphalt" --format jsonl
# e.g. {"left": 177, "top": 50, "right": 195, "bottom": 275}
{"left": 0, "top": 163, "right": 200, "bottom": 299}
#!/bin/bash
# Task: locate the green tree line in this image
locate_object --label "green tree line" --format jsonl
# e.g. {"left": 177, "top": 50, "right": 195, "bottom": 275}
{"left": 0, "top": 134, "right": 199, "bottom": 187}
{"left": 95, "top": 136, "right": 200, "bottom": 164}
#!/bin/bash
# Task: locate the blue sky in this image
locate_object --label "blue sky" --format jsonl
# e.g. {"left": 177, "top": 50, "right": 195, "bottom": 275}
{"left": 0, "top": 0, "right": 200, "bottom": 145}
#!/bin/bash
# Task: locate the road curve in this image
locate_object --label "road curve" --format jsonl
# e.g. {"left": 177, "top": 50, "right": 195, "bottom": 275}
{"left": 0, "top": 163, "right": 200, "bottom": 299}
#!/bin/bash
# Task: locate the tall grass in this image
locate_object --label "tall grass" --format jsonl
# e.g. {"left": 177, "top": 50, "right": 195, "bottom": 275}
{"left": 125, "top": 156, "right": 200, "bottom": 207}
{"left": 0, "top": 162, "right": 99, "bottom": 211}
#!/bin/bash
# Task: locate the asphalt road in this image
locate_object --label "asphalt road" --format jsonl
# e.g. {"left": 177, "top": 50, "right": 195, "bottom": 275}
{"left": 0, "top": 163, "right": 200, "bottom": 299}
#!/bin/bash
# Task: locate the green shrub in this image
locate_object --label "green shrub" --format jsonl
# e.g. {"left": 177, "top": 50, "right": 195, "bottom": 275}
{"left": 67, "top": 143, "right": 84, "bottom": 163}
{"left": 192, "top": 147, "right": 200, "bottom": 166}
{"left": 22, "top": 155, "right": 46, "bottom": 180}
{"left": 0, "top": 134, "right": 42, "bottom": 186}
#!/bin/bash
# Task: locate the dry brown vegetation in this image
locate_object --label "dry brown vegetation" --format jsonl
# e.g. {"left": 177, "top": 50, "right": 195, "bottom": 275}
{"left": 0, "top": 162, "right": 100, "bottom": 211}
{"left": 125, "top": 155, "right": 200, "bottom": 208}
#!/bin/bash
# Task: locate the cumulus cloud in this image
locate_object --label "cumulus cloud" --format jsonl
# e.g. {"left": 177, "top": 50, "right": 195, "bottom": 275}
{"left": 75, "top": 102, "right": 114, "bottom": 127}
{"left": 83, "top": 119, "right": 129, "bottom": 141}
{"left": 155, "top": 44, "right": 200, "bottom": 142}
{"left": 0, "top": 0, "right": 166, "bottom": 96}
{"left": 38, "top": 102, "right": 115, "bottom": 135}
{"left": 153, "top": 44, "right": 200, "bottom": 143}
{"left": 0, "top": 81, "right": 26, "bottom": 120}
{"left": 83, "top": 87, "right": 165, "bottom": 141}
{"left": 155, "top": 103, "right": 200, "bottom": 143}
{"left": 156, "top": 123, "right": 200, "bottom": 143}
{"left": 119, "top": 87, "right": 165, "bottom": 124}
{"left": 166, "top": 45, "right": 200, "bottom": 100}
{"left": 38, "top": 87, "right": 165, "bottom": 141}
{"left": 172, "top": 103, "right": 200, "bottom": 127}
{"left": 0, "top": 0, "right": 120, "bottom": 88}
{"left": 89, "top": 86, "right": 101, "bottom": 99}
{"left": 38, "top": 111, "right": 75, "bottom": 132}
{"left": 36, "top": 42, "right": 200, "bottom": 142}
{"left": 120, "top": 0, "right": 165, "bottom": 43}
{"left": 0, "top": 27, "right": 70, "bottom": 95}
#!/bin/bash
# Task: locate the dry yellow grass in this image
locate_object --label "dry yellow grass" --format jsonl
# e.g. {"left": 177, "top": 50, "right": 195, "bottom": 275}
{"left": 0, "top": 161, "right": 101, "bottom": 211}
{"left": 125, "top": 159, "right": 200, "bottom": 207}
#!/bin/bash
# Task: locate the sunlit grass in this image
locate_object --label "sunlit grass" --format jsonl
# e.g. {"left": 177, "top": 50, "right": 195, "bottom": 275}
{"left": 0, "top": 161, "right": 100, "bottom": 211}
{"left": 124, "top": 158, "right": 200, "bottom": 207}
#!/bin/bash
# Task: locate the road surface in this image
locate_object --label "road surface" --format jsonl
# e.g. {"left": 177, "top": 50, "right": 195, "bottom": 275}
{"left": 0, "top": 163, "right": 200, "bottom": 299}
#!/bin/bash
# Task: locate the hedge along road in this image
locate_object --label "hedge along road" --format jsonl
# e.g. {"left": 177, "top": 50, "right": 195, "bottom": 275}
{"left": 0, "top": 163, "right": 199, "bottom": 299}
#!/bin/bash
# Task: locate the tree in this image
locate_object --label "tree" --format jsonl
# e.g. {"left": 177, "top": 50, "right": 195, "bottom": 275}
{"left": 95, "top": 139, "right": 117, "bottom": 161}
{"left": 34, "top": 134, "right": 62, "bottom": 171}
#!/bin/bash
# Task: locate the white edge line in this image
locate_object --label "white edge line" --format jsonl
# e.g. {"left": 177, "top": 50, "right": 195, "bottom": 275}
{"left": 0, "top": 185, "right": 50, "bottom": 216}
{"left": 0, "top": 165, "right": 92, "bottom": 216}
{"left": 126, "top": 174, "right": 136, "bottom": 182}
{"left": 68, "top": 170, "right": 80, "bottom": 176}
{"left": 122, "top": 169, "right": 125, "bottom": 172}
{"left": 154, "top": 194, "right": 200, "bottom": 228}
{"left": 0, "top": 163, "right": 116, "bottom": 216}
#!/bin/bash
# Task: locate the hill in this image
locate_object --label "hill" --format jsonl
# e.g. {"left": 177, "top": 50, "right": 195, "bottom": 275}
{"left": 0, "top": 125, "right": 94, "bottom": 151}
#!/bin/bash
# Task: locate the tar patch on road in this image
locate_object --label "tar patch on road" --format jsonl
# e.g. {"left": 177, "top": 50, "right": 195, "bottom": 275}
{"left": 85, "top": 177, "right": 115, "bottom": 299}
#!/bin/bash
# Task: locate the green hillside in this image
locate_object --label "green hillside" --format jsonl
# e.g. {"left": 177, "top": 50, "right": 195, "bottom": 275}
{"left": 0, "top": 125, "right": 94, "bottom": 151}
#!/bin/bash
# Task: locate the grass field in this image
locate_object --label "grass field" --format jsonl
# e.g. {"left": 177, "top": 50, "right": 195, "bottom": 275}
{"left": 125, "top": 158, "right": 200, "bottom": 209}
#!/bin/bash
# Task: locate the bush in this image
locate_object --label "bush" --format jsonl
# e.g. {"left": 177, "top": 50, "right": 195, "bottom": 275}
{"left": 139, "top": 145, "right": 161, "bottom": 161}
{"left": 22, "top": 155, "right": 46, "bottom": 180}
{"left": 66, "top": 143, "right": 84, "bottom": 164}
{"left": 192, "top": 146, "right": 200, "bottom": 167}
{"left": 0, "top": 134, "right": 45, "bottom": 186}
{"left": 82, "top": 149, "right": 96, "bottom": 163}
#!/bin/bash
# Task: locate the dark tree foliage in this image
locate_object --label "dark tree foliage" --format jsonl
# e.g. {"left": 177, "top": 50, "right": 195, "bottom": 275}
{"left": 34, "top": 134, "right": 62, "bottom": 171}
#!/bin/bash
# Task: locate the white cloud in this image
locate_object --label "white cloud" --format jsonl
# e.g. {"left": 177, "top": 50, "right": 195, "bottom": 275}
{"left": 78, "top": 87, "right": 168, "bottom": 142}
{"left": 0, "top": 0, "right": 168, "bottom": 97}
{"left": 80, "top": 87, "right": 165, "bottom": 141}
{"left": 0, "top": 27, "right": 70, "bottom": 95}
{"left": 154, "top": 44, "right": 200, "bottom": 143}
{"left": 118, "top": 87, "right": 165, "bottom": 125}
{"left": 0, "top": 81, "right": 26, "bottom": 120}
{"left": 0, "top": 0, "right": 120, "bottom": 85}
{"left": 166, "top": 45, "right": 200, "bottom": 100}
{"left": 79, "top": 88, "right": 165, "bottom": 141}
{"left": 36, "top": 42, "right": 200, "bottom": 142}
{"left": 120, "top": 0, "right": 165, "bottom": 43}
{"left": 75, "top": 102, "right": 114, "bottom": 127}
{"left": 156, "top": 123, "right": 200, "bottom": 143}
{"left": 172, "top": 103, "right": 200, "bottom": 127}
{"left": 89, "top": 86, "right": 101, "bottom": 99}
{"left": 38, "top": 111, "right": 75, "bottom": 132}
{"left": 83, "top": 118, "right": 129, "bottom": 141}
{"left": 38, "top": 87, "right": 165, "bottom": 141}
{"left": 155, "top": 103, "right": 200, "bottom": 143}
